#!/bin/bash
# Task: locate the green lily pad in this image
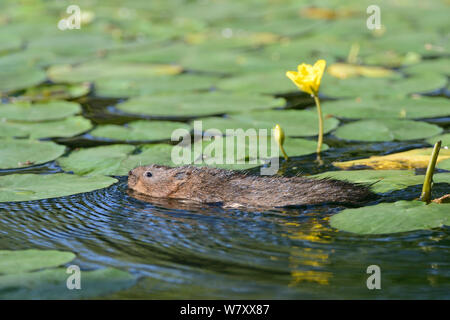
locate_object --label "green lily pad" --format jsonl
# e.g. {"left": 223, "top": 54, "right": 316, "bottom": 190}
{"left": 334, "top": 119, "right": 442, "bottom": 142}
{"left": 427, "top": 133, "right": 450, "bottom": 147}
{"left": 89, "top": 120, "right": 191, "bottom": 142}
{"left": 0, "top": 66, "right": 46, "bottom": 94}
{"left": 0, "top": 250, "right": 75, "bottom": 275}
{"left": 116, "top": 92, "right": 285, "bottom": 118}
{"left": 438, "top": 158, "right": 450, "bottom": 171}
{"left": 313, "top": 170, "right": 450, "bottom": 194}
{"left": 0, "top": 101, "right": 81, "bottom": 121}
{"left": 0, "top": 116, "right": 93, "bottom": 139}
{"left": 26, "top": 32, "right": 118, "bottom": 65}
{"left": 58, "top": 144, "right": 177, "bottom": 176}
{"left": 94, "top": 74, "right": 219, "bottom": 98}
{"left": 321, "top": 73, "right": 447, "bottom": 99}
{"left": 322, "top": 96, "right": 450, "bottom": 120}
{"left": 47, "top": 61, "right": 182, "bottom": 84}
{"left": 372, "top": 33, "right": 448, "bottom": 56}
{"left": 0, "top": 173, "right": 117, "bottom": 202}
{"left": 403, "top": 58, "right": 450, "bottom": 77}
{"left": 197, "top": 109, "right": 339, "bottom": 137}
{"left": 330, "top": 201, "right": 449, "bottom": 235}
{"left": 217, "top": 71, "right": 296, "bottom": 95}
{"left": 0, "top": 267, "right": 135, "bottom": 299}
{"left": 0, "top": 139, "right": 65, "bottom": 169}
{"left": 19, "top": 83, "right": 91, "bottom": 102}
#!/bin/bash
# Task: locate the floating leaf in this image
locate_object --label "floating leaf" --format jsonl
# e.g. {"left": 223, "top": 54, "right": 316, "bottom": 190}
{"left": 0, "top": 250, "right": 75, "bottom": 275}
{"left": 47, "top": 61, "right": 182, "bottom": 83}
{"left": 217, "top": 72, "right": 296, "bottom": 94}
{"left": 313, "top": 170, "right": 450, "bottom": 193}
{"left": 327, "top": 63, "right": 396, "bottom": 79}
{"left": 0, "top": 116, "right": 93, "bottom": 139}
{"left": 437, "top": 159, "right": 450, "bottom": 171}
{"left": 322, "top": 96, "right": 450, "bottom": 120}
{"left": 89, "top": 120, "right": 191, "bottom": 142}
{"left": 0, "top": 101, "right": 81, "bottom": 121}
{"left": 0, "top": 139, "right": 65, "bottom": 169}
{"left": 330, "top": 201, "right": 449, "bottom": 235}
{"left": 427, "top": 133, "right": 450, "bottom": 148}
{"left": 19, "top": 83, "right": 90, "bottom": 102}
{"left": 0, "top": 66, "right": 46, "bottom": 94}
{"left": 320, "top": 73, "right": 447, "bottom": 98}
{"left": 58, "top": 144, "right": 177, "bottom": 176}
{"left": 403, "top": 58, "right": 450, "bottom": 77}
{"left": 0, "top": 267, "right": 135, "bottom": 299}
{"left": 94, "top": 74, "right": 218, "bottom": 98}
{"left": 333, "top": 148, "right": 450, "bottom": 170}
{"left": 116, "top": 92, "right": 285, "bottom": 118}
{"left": 334, "top": 119, "right": 442, "bottom": 142}
{"left": 0, "top": 173, "right": 117, "bottom": 202}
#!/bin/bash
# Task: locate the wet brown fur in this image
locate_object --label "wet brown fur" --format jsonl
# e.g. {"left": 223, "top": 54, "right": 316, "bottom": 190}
{"left": 128, "top": 164, "right": 377, "bottom": 208}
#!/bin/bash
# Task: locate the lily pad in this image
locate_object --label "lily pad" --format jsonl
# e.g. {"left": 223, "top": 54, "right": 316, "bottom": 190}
{"left": 334, "top": 119, "right": 442, "bottom": 142}
{"left": 330, "top": 201, "right": 449, "bottom": 235}
{"left": 0, "top": 101, "right": 81, "bottom": 121}
{"left": 437, "top": 159, "right": 450, "bottom": 171}
{"left": 0, "top": 173, "right": 117, "bottom": 202}
{"left": 327, "top": 63, "right": 397, "bottom": 79}
{"left": 320, "top": 73, "right": 447, "bottom": 99}
{"left": 0, "top": 250, "right": 75, "bottom": 275}
{"left": 0, "top": 266, "right": 136, "bottom": 299}
{"left": 47, "top": 61, "right": 182, "bottom": 83}
{"left": 426, "top": 133, "right": 450, "bottom": 147}
{"left": 116, "top": 92, "right": 285, "bottom": 118}
{"left": 403, "top": 58, "right": 450, "bottom": 77}
{"left": 89, "top": 120, "right": 191, "bottom": 142}
{"left": 322, "top": 96, "right": 450, "bottom": 120}
{"left": 0, "top": 116, "right": 93, "bottom": 139}
{"left": 19, "top": 83, "right": 91, "bottom": 101}
{"left": 217, "top": 71, "right": 296, "bottom": 95}
{"left": 94, "top": 74, "right": 219, "bottom": 98}
{"left": 0, "top": 66, "right": 46, "bottom": 94}
{"left": 0, "top": 139, "right": 65, "bottom": 169}
{"left": 197, "top": 109, "right": 339, "bottom": 137}
{"left": 313, "top": 170, "right": 450, "bottom": 194}
{"left": 58, "top": 144, "right": 177, "bottom": 176}
{"left": 333, "top": 148, "right": 450, "bottom": 170}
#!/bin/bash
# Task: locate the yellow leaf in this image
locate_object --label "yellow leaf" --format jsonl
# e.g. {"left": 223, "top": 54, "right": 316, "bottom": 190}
{"left": 328, "top": 63, "right": 395, "bottom": 79}
{"left": 333, "top": 148, "right": 450, "bottom": 170}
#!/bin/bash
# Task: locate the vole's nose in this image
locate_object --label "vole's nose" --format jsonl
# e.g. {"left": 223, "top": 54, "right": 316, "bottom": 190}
{"left": 128, "top": 170, "right": 133, "bottom": 176}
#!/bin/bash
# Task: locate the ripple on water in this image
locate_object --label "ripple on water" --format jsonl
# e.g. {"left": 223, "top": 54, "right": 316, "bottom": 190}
{"left": 0, "top": 176, "right": 448, "bottom": 299}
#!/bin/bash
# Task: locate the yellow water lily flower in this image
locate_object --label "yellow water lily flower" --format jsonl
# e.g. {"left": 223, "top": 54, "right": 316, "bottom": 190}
{"left": 273, "top": 124, "right": 289, "bottom": 161}
{"left": 286, "top": 60, "right": 326, "bottom": 96}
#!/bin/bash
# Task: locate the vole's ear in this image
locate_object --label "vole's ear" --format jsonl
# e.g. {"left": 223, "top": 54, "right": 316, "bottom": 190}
{"left": 173, "top": 171, "right": 190, "bottom": 180}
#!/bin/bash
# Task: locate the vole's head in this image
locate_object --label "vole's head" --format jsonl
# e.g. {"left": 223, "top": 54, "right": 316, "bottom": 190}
{"left": 128, "top": 164, "right": 191, "bottom": 198}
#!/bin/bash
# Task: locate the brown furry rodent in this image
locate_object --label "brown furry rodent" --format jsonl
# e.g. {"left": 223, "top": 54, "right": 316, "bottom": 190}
{"left": 128, "top": 164, "right": 376, "bottom": 208}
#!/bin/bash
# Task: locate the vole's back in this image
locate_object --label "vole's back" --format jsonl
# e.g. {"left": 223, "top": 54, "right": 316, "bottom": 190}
{"left": 128, "top": 165, "right": 376, "bottom": 208}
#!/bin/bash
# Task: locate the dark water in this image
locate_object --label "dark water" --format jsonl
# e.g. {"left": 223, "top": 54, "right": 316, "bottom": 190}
{"left": 1, "top": 145, "right": 449, "bottom": 299}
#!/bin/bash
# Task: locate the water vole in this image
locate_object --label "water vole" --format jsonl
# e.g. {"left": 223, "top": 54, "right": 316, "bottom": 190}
{"left": 128, "top": 164, "right": 376, "bottom": 208}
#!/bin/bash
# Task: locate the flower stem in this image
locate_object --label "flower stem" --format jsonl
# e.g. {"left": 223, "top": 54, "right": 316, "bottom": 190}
{"left": 313, "top": 95, "right": 324, "bottom": 154}
{"left": 420, "top": 140, "right": 441, "bottom": 204}
{"left": 280, "top": 145, "right": 289, "bottom": 161}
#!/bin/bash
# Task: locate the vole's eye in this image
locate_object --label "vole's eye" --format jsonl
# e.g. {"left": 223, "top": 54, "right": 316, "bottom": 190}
{"left": 144, "top": 171, "right": 152, "bottom": 178}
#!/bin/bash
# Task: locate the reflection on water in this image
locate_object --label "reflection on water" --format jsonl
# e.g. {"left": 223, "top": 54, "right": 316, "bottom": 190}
{"left": 0, "top": 175, "right": 448, "bottom": 299}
